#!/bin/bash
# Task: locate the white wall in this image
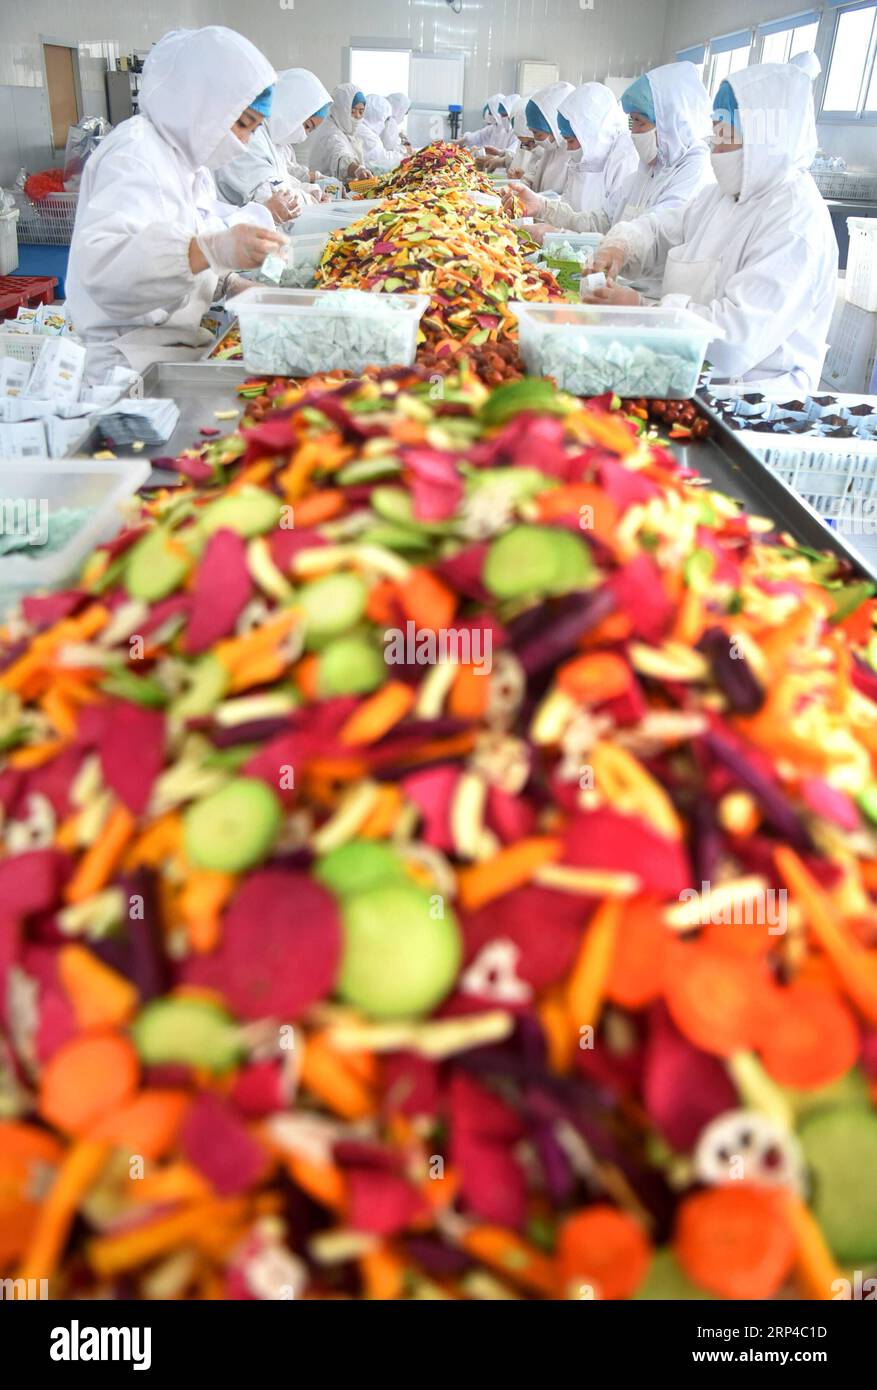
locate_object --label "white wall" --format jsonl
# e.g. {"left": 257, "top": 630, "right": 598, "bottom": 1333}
{"left": 0, "top": 0, "right": 671, "bottom": 184}
{"left": 662, "top": 0, "right": 877, "bottom": 170}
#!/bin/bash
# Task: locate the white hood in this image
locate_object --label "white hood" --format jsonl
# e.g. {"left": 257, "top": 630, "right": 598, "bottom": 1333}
{"left": 727, "top": 63, "right": 817, "bottom": 201}
{"left": 267, "top": 68, "right": 331, "bottom": 146}
{"left": 364, "top": 94, "right": 391, "bottom": 132}
{"left": 139, "top": 27, "right": 275, "bottom": 171}
{"left": 648, "top": 61, "right": 711, "bottom": 168}
{"left": 330, "top": 82, "right": 362, "bottom": 138}
{"left": 485, "top": 93, "right": 506, "bottom": 123}
{"left": 388, "top": 93, "right": 410, "bottom": 121}
{"left": 791, "top": 51, "right": 821, "bottom": 81}
{"left": 510, "top": 97, "right": 530, "bottom": 139}
{"left": 531, "top": 81, "right": 575, "bottom": 145}
{"left": 559, "top": 83, "right": 627, "bottom": 166}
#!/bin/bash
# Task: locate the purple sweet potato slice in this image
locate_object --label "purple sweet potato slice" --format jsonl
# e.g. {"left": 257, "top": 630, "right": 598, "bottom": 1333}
{"left": 183, "top": 529, "right": 252, "bottom": 655}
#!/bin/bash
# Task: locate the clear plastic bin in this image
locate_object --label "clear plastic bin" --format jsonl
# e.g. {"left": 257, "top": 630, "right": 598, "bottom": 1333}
{"left": 290, "top": 200, "right": 382, "bottom": 236}
{"left": 0, "top": 457, "right": 150, "bottom": 609}
{"left": 0, "top": 209, "right": 19, "bottom": 275}
{"left": 510, "top": 301, "right": 715, "bottom": 399}
{"left": 466, "top": 191, "right": 502, "bottom": 209}
{"left": 256, "top": 233, "right": 330, "bottom": 288}
{"left": 233, "top": 286, "right": 430, "bottom": 377}
{"left": 542, "top": 231, "right": 604, "bottom": 264}
{"left": 846, "top": 218, "right": 877, "bottom": 313}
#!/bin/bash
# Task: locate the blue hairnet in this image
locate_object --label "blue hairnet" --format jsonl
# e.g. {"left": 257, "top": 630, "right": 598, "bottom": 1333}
{"left": 314, "top": 103, "right": 331, "bottom": 120}
{"left": 557, "top": 111, "right": 575, "bottom": 140}
{"left": 525, "top": 99, "right": 552, "bottom": 135}
{"left": 498, "top": 102, "right": 508, "bottom": 117}
{"left": 712, "top": 79, "right": 741, "bottom": 135}
{"left": 621, "top": 74, "right": 654, "bottom": 123}
{"left": 352, "top": 91, "right": 366, "bottom": 108}
{"left": 249, "top": 86, "right": 274, "bottom": 117}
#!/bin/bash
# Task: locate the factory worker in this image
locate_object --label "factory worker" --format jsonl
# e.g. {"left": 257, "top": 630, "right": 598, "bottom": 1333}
{"left": 214, "top": 67, "right": 334, "bottom": 218}
{"left": 560, "top": 83, "right": 638, "bottom": 215}
{"left": 509, "top": 65, "right": 711, "bottom": 287}
{"left": 67, "top": 26, "right": 285, "bottom": 383}
{"left": 586, "top": 63, "right": 838, "bottom": 397}
{"left": 507, "top": 100, "right": 542, "bottom": 183}
{"left": 383, "top": 93, "right": 411, "bottom": 156}
{"left": 267, "top": 68, "right": 333, "bottom": 194}
{"left": 359, "top": 95, "right": 400, "bottom": 172}
{"left": 304, "top": 84, "right": 370, "bottom": 183}
{"left": 461, "top": 94, "right": 506, "bottom": 151}
{"left": 526, "top": 82, "right": 575, "bottom": 194}
{"left": 790, "top": 51, "right": 821, "bottom": 81}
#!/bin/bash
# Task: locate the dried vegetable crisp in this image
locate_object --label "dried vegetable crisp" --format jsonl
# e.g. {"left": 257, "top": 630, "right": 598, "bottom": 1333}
{"left": 2, "top": 150, "right": 877, "bottom": 1305}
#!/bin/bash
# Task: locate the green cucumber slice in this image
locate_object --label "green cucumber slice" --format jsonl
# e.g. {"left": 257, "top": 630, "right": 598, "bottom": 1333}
{"left": 484, "top": 524, "right": 592, "bottom": 600}
{"left": 799, "top": 1105, "right": 877, "bottom": 1262}
{"left": 299, "top": 572, "right": 368, "bottom": 649}
{"left": 357, "top": 525, "right": 434, "bottom": 553}
{"left": 198, "top": 486, "right": 282, "bottom": 539}
{"left": 183, "top": 777, "right": 281, "bottom": 873}
{"left": 338, "top": 881, "right": 462, "bottom": 1019}
{"left": 124, "top": 528, "right": 190, "bottom": 602}
{"left": 371, "top": 486, "right": 454, "bottom": 535}
{"left": 479, "top": 379, "right": 568, "bottom": 427}
{"left": 318, "top": 635, "right": 386, "bottom": 697}
{"left": 315, "top": 840, "right": 407, "bottom": 898}
{"left": 131, "top": 997, "right": 243, "bottom": 1073}
{"left": 100, "top": 668, "right": 168, "bottom": 709}
{"left": 170, "top": 653, "right": 229, "bottom": 722}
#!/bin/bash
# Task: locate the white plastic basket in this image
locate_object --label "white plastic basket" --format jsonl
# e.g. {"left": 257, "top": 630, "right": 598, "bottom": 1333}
{"left": 0, "top": 457, "right": 150, "bottom": 610}
{"left": 0, "top": 209, "right": 20, "bottom": 275}
{"left": 510, "top": 301, "right": 714, "bottom": 399}
{"left": 233, "top": 286, "right": 429, "bottom": 377}
{"left": 0, "top": 331, "right": 46, "bottom": 366}
{"left": 846, "top": 218, "right": 877, "bottom": 313}
{"left": 9, "top": 190, "right": 78, "bottom": 245}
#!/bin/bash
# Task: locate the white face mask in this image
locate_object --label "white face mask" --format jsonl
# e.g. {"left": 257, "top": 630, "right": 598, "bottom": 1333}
{"left": 205, "top": 129, "right": 249, "bottom": 170}
{"left": 631, "top": 128, "right": 658, "bottom": 166}
{"left": 711, "top": 147, "right": 744, "bottom": 197}
{"left": 287, "top": 123, "right": 306, "bottom": 145}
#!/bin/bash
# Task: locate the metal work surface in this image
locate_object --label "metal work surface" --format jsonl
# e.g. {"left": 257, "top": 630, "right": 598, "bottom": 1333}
{"left": 674, "top": 394, "right": 877, "bottom": 583}
{"left": 138, "top": 361, "right": 251, "bottom": 468}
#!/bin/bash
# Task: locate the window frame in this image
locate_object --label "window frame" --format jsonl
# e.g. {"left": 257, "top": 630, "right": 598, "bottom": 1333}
{"left": 755, "top": 14, "right": 821, "bottom": 66}
{"left": 819, "top": 0, "right": 877, "bottom": 122}
{"left": 703, "top": 32, "right": 755, "bottom": 98}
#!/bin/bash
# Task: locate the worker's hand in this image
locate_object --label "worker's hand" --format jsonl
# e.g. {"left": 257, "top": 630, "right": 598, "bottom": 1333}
{"left": 264, "top": 189, "right": 300, "bottom": 224}
{"left": 581, "top": 284, "right": 643, "bottom": 306}
{"left": 507, "top": 166, "right": 523, "bottom": 180}
{"left": 348, "top": 162, "right": 370, "bottom": 181}
{"left": 527, "top": 222, "right": 557, "bottom": 246}
{"left": 504, "top": 182, "right": 542, "bottom": 217}
{"left": 220, "top": 273, "right": 255, "bottom": 299}
{"left": 483, "top": 145, "right": 502, "bottom": 157}
{"left": 195, "top": 223, "right": 287, "bottom": 274}
{"left": 591, "top": 242, "right": 627, "bottom": 281}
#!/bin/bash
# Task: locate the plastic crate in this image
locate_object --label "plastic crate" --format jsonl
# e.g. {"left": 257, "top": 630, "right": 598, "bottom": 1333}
{"left": 0, "top": 331, "right": 46, "bottom": 365}
{"left": 510, "top": 301, "right": 714, "bottom": 399}
{"left": 0, "top": 276, "right": 58, "bottom": 320}
{"left": 0, "top": 458, "right": 150, "bottom": 611}
{"left": 233, "top": 286, "right": 429, "bottom": 376}
{"left": 737, "top": 431, "right": 877, "bottom": 551}
{"left": 846, "top": 218, "right": 877, "bottom": 313}
{"left": 0, "top": 209, "right": 19, "bottom": 275}
{"left": 9, "top": 189, "right": 78, "bottom": 246}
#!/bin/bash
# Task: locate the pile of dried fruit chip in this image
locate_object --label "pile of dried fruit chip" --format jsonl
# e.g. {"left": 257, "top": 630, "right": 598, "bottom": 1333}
{"left": 317, "top": 187, "right": 561, "bottom": 357}
{"left": 363, "top": 142, "right": 498, "bottom": 200}
{"left": 3, "top": 366, "right": 877, "bottom": 1302}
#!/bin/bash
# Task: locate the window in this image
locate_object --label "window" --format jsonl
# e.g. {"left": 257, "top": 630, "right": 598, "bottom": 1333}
{"left": 822, "top": 2, "right": 877, "bottom": 117}
{"left": 349, "top": 47, "right": 411, "bottom": 100}
{"left": 704, "top": 32, "right": 753, "bottom": 97}
{"left": 758, "top": 13, "right": 820, "bottom": 66}
{"left": 675, "top": 44, "right": 706, "bottom": 81}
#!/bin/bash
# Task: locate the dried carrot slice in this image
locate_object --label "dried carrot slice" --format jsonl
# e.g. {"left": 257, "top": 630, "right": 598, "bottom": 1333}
{"left": 674, "top": 1186, "right": 796, "bottom": 1300}
{"left": 38, "top": 1032, "right": 140, "bottom": 1137}
{"left": 557, "top": 1205, "right": 652, "bottom": 1300}
{"left": 755, "top": 982, "right": 859, "bottom": 1090}
{"left": 664, "top": 940, "right": 768, "bottom": 1058}
{"left": 457, "top": 837, "right": 562, "bottom": 911}
{"left": 606, "top": 895, "right": 668, "bottom": 1009}
{"left": 57, "top": 944, "right": 139, "bottom": 1029}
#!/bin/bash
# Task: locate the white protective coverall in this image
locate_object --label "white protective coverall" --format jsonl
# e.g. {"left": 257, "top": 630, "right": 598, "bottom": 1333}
{"left": 529, "top": 82, "right": 575, "bottom": 194}
{"left": 360, "top": 95, "right": 400, "bottom": 173}
{"left": 506, "top": 100, "right": 542, "bottom": 184}
{"left": 546, "top": 65, "right": 713, "bottom": 295}
{"left": 66, "top": 26, "right": 275, "bottom": 383}
{"left": 269, "top": 69, "right": 332, "bottom": 182}
{"left": 461, "top": 95, "right": 514, "bottom": 152}
{"left": 604, "top": 63, "right": 838, "bottom": 396}
{"left": 382, "top": 94, "right": 411, "bottom": 157}
{"left": 551, "top": 84, "right": 639, "bottom": 218}
{"left": 304, "top": 83, "right": 366, "bottom": 181}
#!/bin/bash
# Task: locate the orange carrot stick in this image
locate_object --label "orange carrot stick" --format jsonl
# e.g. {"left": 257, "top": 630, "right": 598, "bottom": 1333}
{"left": 460, "top": 1226, "right": 558, "bottom": 1297}
{"left": 448, "top": 664, "right": 491, "bottom": 720}
{"left": 457, "top": 837, "right": 562, "bottom": 911}
{"left": 396, "top": 567, "right": 457, "bottom": 632}
{"left": 89, "top": 1091, "right": 190, "bottom": 1160}
{"left": 290, "top": 488, "right": 346, "bottom": 528}
{"left": 64, "top": 803, "right": 136, "bottom": 904}
{"left": 565, "top": 899, "right": 621, "bottom": 1038}
{"left": 782, "top": 1191, "right": 844, "bottom": 1300}
{"left": 360, "top": 1246, "right": 406, "bottom": 1300}
{"left": 178, "top": 870, "right": 237, "bottom": 955}
{"left": 57, "top": 944, "right": 139, "bottom": 1029}
{"left": 300, "top": 1034, "right": 376, "bottom": 1120}
{"left": 17, "top": 1140, "right": 110, "bottom": 1281}
{"left": 340, "top": 680, "right": 416, "bottom": 746}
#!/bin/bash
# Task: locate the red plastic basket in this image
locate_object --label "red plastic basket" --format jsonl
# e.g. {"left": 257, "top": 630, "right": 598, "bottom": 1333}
{"left": 0, "top": 274, "right": 58, "bottom": 319}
